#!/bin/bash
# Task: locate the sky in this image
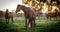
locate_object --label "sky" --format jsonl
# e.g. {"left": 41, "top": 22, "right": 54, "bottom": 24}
{"left": 0, "top": 0, "right": 22, "bottom": 11}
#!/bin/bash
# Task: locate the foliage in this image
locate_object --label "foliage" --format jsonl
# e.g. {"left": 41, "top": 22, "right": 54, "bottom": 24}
{"left": 22, "top": 0, "right": 60, "bottom": 11}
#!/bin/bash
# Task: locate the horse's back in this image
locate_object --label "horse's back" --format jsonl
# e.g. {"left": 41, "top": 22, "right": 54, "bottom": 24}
{"left": 30, "top": 8, "right": 37, "bottom": 16}
{"left": 46, "top": 12, "right": 57, "bottom": 17}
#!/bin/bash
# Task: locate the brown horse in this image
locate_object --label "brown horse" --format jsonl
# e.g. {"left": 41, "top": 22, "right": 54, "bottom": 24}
{"left": 46, "top": 11, "right": 58, "bottom": 20}
{"left": 5, "top": 9, "right": 13, "bottom": 24}
{"left": 16, "top": 4, "right": 37, "bottom": 28}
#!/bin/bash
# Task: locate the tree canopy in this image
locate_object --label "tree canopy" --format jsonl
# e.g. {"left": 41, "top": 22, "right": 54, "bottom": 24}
{"left": 22, "top": 0, "right": 60, "bottom": 12}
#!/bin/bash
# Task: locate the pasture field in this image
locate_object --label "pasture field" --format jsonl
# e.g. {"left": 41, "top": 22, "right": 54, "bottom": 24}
{"left": 0, "top": 17, "right": 60, "bottom": 32}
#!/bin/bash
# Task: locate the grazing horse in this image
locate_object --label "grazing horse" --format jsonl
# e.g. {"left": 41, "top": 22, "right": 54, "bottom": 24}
{"left": 5, "top": 9, "right": 13, "bottom": 24}
{"left": 16, "top": 4, "right": 37, "bottom": 28}
{"left": 46, "top": 11, "right": 58, "bottom": 20}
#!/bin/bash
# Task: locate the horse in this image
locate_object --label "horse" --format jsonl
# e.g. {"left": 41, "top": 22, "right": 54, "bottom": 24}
{"left": 5, "top": 9, "right": 13, "bottom": 24}
{"left": 46, "top": 11, "right": 58, "bottom": 20}
{"left": 16, "top": 4, "right": 37, "bottom": 28}
{"left": 37, "top": 11, "right": 43, "bottom": 19}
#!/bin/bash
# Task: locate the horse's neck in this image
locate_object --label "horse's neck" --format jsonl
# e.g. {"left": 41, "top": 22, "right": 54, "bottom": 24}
{"left": 21, "top": 6, "right": 29, "bottom": 14}
{"left": 6, "top": 11, "right": 9, "bottom": 14}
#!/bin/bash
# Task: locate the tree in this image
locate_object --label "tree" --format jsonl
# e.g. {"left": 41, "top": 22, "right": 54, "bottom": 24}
{"left": 22, "top": 0, "right": 60, "bottom": 11}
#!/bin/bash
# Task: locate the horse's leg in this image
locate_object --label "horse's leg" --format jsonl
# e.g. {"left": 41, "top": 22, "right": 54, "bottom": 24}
{"left": 34, "top": 20, "right": 36, "bottom": 32}
{"left": 31, "top": 21, "right": 34, "bottom": 28}
{"left": 54, "top": 17, "right": 55, "bottom": 20}
{"left": 6, "top": 19, "right": 8, "bottom": 24}
{"left": 8, "top": 19, "right": 9, "bottom": 24}
{"left": 27, "top": 18, "right": 30, "bottom": 32}
{"left": 6, "top": 19, "right": 9, "bottom": 24}
{"left": 46, "top": 16, "right": 48, "bottom": 21}
{"left": 29, "top": 17, "right": 33, "bottom": 28}
{"left": 50, "top": 16, "right": 52, "bottom": 20}
{"left": 54, "top": 16, "right": 57, "bottom": 21}
{"left": 25, "top": 18, "right": 27, "bottom": 27}
{"left": 31, "top": 20, "right": 33, "bottom": 28}
{"left": 11, "top": 17, "right": 13, "bottom": 24}
{"left": 25, "top": 17, "right": 27, "bottom": 28}
{"left": 56, "top": 16, "right": 57, "bottom": 20}
{"left": 32, "top": 18, "right": 36, "bottom": 32}
{"left": 34, "top": 19, "right": 36, "bottom": 27}
{"left": 28, "top": 18, "right": 31, "bottom": 28}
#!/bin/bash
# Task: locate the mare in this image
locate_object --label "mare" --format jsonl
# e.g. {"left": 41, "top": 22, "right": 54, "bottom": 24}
{"left": 16, "top": 4, "right": 37, "bottom": 28}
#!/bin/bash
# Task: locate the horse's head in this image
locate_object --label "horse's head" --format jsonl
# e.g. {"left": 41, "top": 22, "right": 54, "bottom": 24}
{"left": 16, "top": 4, "right": 22, "bottom": 13}
{"left": 6, "top": 9, "right": 9, "bottom": 13}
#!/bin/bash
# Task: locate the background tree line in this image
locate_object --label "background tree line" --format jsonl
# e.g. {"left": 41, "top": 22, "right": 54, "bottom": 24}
{"left": 22, "top": 0, "right": 60, "bottom": 11}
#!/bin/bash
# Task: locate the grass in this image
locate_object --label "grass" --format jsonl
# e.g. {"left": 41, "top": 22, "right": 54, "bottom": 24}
{"left": 0, "top": 17, "right": 60, "bottom": 32}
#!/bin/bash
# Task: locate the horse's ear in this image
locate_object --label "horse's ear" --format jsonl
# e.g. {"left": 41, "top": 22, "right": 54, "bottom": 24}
{"left": 17, "top": 4, "right": 22, "bottom": 7}
{"left": 17, "top": 4, "right": 20, "bottom": 6}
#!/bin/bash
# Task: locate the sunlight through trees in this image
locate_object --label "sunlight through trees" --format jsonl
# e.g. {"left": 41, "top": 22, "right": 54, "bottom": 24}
{"left": 22, "top": 0, "right": 60, "bottom": 13}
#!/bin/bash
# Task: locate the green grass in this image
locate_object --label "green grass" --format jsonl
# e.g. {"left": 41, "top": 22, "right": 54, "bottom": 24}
{"left": 0, "top": 17, "right": 60, "bottom": 32}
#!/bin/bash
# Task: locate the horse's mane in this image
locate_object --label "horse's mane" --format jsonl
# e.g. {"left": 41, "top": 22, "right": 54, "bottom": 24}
{"left": 21, "top": 5, "right": 30, "bottom": 9}
{"left": 22, "top": 5, "right": 36, "bottom": 10}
